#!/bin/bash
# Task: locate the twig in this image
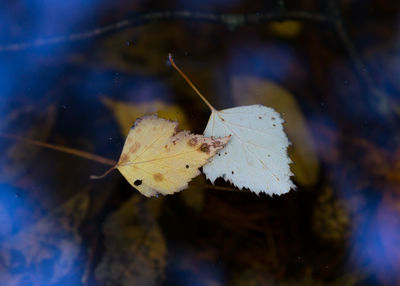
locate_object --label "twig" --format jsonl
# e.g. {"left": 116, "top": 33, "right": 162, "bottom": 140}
{"left": 0, "top": 5, "right": 394, "bottom": 118}
{"left": 0, "top": 10, "right": 328, "bottom": 52}
{"left": 0, "top": 132, "right": 116, "bottom": 166}
{"left": 327, "top": 0, "right": 393, "bottom": 117}
{"left": 204, "top": 184, "right": 250, "bottom": 192}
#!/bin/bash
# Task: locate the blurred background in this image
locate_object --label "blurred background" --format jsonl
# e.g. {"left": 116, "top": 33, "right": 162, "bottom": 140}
{"left": 0, "top": 0, "right": 400, "bottom": 285}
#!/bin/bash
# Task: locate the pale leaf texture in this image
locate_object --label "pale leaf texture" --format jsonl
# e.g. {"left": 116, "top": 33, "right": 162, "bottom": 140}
{"left": 117, "top": 115, "right": 230, "bottom": 197}
{"left": 203, "top": 105, "right": 294, "bottom": 195}
{"left": 231, "top": 76, "right": 319, "bottom": 186}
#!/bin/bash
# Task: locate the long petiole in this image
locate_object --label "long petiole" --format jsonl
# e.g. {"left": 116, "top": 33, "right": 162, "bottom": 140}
{"left": 168, "top": 53, "right": 216, "bottom": 112}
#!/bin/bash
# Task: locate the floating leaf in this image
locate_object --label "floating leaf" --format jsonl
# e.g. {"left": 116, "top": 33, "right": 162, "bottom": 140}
{"left": 102, "top": 96, "right": 190, "bottom": 135}
{"left": 231, "top": 76, "right": 319, "bottom": 186}
{"left": 203, "top": 105, "right": 293, "bottom": 194}
{"left": 103, "top": 115, "right": 230, "bottom": 197}
{"left": 95, "top": 196, "right": 167, "bottom": 286}
{"left": 169, "top": 55, "right": 294, "bottom": 195}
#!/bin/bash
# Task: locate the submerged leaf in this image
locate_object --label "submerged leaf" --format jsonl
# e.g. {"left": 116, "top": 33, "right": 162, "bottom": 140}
{"left": 102, "top": 96, "right": 190, "bottom": 135}
{"left": 268, "top": 20, "right": 303, "bottom": 38}
{"left": 95, "top": 196, "right": 166, "bottom": 286}
{"left": 179, "top": 175, "right": 206, "bottom": 213}
{"left": 0, "top": 192, "right": 89, "bottom": 286}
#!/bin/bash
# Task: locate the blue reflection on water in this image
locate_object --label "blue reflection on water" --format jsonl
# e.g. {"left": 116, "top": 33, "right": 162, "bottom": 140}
{"left": 228, "top": 43, "right": 296, "bottom": 81}
{"left": 0, "top": 2, "right": 97, "bottom": 284}
{"left": 0, "top": 184, "right": 84, "bottom": 286}
{"left": 351, "top": 192, "right": 399, "bottom": 283}
{"left": 1, "top": 0, "right": 96, "bottom": 38}
{"left": 0, "top": 184, "right": 34, "bottom": 239}
{"left": 178, "top": 0, "right": 242, "bottom": 9}
{"left": 168, "top": 249, "right": 226, "bottom": 286}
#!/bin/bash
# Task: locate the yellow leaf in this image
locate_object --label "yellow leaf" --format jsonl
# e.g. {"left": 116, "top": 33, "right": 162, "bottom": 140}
{"left": 268, "top": 20, "right": 303, "bottom": 38}
{"left": 102, "top": 96, "right": 190, "bottom": 135}
{"left": 231, "top": 76, "right": 319, "bottom": 186}
{"left": 115, "top": 115, "right": 230, "bottom": 197}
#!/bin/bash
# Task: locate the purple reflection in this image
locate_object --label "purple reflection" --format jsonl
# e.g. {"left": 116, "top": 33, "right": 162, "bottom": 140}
{"left": 0, "top": 188, "right": 86, "bottom": 286}
{"left": 178, "top": 0, "right": 242, "bottom": 9}
{"left": 227, "top": 43, "right": 296, "bottom": 81}
{"left": 0, "top": 184, "right": 35, "bottom": 240}
{"left": 166, "top": 248, "right": 226, "bottom": 286}
{"left": 351, "top": 194, "right": 400, "bottom": 283}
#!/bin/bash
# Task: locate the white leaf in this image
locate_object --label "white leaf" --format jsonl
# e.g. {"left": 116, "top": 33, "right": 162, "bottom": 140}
{"left": 168, "top": 54, "right": 294, "bottom": 195}
{"left": 203, "top": 104, "right": 294, "bottom": 195}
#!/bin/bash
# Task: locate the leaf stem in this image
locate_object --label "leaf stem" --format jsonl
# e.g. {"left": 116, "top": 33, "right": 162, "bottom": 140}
{"left": 168, "top": 53, "right": 216, "bottom": 112}
{"left": 90, "top": 166, "right": 116, "bottom": 179}
{"left": 0, "top": 132, "right": 116, "bottom": 166}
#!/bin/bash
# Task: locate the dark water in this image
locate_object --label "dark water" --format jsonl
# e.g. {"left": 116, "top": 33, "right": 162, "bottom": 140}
{"left": 0, "top": 1, "right": 399, "bottom": 285}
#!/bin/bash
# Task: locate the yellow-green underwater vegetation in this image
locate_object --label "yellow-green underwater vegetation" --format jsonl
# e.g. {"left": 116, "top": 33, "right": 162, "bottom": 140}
{"left": 0, "top": 0, "right": 400, "bottom": 285}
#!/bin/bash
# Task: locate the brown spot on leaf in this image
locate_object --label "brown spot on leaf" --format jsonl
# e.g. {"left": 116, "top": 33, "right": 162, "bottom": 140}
{"left": 134, "top": 179, "right": 142, "bottom": 186}
{"left": 271, "top": 117, "right": 276, "bottom": 120}
{"left": 119, "top": 154, "right": 129, "bottom": 164}
{"left": 129, "top": 142, "right": 140, "bottom": 153}
{"left": 273, "top": 124, "right": 276, "bottom": 127}
{"left": 199, "top": 143, "right": 210, "bottom": 153}
{"left": 153, "top": 173, "right": 164, "bottom": 182}
{"left": 185, "top": 165, "right": 189, "bottom": 169}
{"left": 188, "top": 137, "right": 198, "bottom": 147}
{"left": 211, "top": 140, "right": 224, "bottom": 148}
{"left": 172, "top": 125, "right": 180, "bottom": 136}
{"left": 258, "top": 116, "right": 262, "bottom": 119}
